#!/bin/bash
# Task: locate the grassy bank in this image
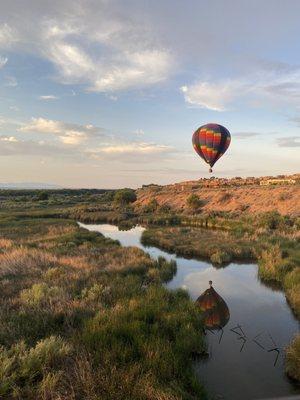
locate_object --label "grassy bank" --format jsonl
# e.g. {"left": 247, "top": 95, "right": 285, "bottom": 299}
{"left": 141, "top": 226, "right": 257, "bottom": 264}
{"left": 0, "top": 211, "right": 207, "bottom": 399}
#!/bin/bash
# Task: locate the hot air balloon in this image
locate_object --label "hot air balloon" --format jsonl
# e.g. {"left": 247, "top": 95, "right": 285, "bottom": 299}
{"left": 192, "top": 123, "right": 231, "bottom": 173}
{"left": 196, "top": 281, "right": 230, "bottom": 330}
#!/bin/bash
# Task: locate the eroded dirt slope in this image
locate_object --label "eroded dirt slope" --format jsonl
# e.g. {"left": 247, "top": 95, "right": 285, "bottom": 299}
{"left": 136, "top": 177, "right": 300, "bottom": 215}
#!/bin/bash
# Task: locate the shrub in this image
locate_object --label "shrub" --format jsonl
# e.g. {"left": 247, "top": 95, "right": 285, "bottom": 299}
{"left": 159, "top": 204, "right": 172, "bottom": 214}
{"left": 81, "top": 283, "right": 109, "bottom": 303}
{"left": 0, "top": 336, "right": 71, "bottom": 396}
{"left": 218, "top": 191, "right": 232, "bottom": 203}
{"left": 114, "top": 189, "right": 137, "bottom": 206}
{"left": 285, "top": 334, "right": 300, "bottom": 381}
{"left": 210, "top": 250, "right": 232, "bottom": 265}
{"left": 284, "top": 268, "right": 300, "bottom": 317}
{"left": 36, "top": 191, "right": 49, "bottom": 201}
{"left": 20, "top": 283, "right": 65, "bottom": 307}
{"left": 258, "top": 245, "right": 292, "bottom": 282}
{"left": 186, "top": 194, "right": 203, "bottom": 211}
{"left": 143, "top": 198, "right": 159, "bottom": 213}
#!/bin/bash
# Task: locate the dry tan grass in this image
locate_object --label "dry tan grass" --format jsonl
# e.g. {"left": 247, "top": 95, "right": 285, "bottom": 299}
{"left": 59, "top": 255, "right": 91, "bottom": 271}
{"left": 0, "top": 238, "right": 13, "bottom": 249}
{"left": 103, "top": 247, "right": 152, "bottom": 272}
{"left": 0, "top": 248, "right": 58, "bottom": 277}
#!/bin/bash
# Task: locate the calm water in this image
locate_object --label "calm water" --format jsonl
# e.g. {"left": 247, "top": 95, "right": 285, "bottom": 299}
{"left": 79, "top": 222, "right": 300, "bottom": 400}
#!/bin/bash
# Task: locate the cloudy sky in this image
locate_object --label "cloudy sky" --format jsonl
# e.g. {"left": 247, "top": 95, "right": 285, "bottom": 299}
{"left": 0, "top": 0, "right": 299, "bottom": 188}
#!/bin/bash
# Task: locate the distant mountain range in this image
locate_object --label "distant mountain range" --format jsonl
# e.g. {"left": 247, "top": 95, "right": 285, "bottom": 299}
{"left": 0, "top": 182, "right": 62, "bottom": 189}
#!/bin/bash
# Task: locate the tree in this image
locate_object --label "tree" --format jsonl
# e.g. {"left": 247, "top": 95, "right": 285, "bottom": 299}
{"left": 186, "top": 194, "right": 203, "bottom": 211}
{"left": 114, "top": 189, "right": 137, "bottom": 206}
{"left": 36, "top": 191, "right": 49, "bottom": 201}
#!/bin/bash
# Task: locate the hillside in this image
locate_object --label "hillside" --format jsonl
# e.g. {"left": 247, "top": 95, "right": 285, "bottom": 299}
{"left": 136, "top": 174, "right": 300, "bottom": 216}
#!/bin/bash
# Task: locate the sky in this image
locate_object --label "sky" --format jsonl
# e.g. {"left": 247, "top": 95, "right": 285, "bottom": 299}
{"left": 0, "top": 0, "right": 299, "bottom": 188}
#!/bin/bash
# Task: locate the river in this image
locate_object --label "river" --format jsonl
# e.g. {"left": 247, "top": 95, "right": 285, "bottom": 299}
{"left": 79, "top": 222, "right": 300, "bottom": 400}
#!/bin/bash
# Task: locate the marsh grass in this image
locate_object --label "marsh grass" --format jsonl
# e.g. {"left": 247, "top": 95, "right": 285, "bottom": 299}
{"left": 0, "top": 209, "right": 206, "bottom": 399}
{"left": 285, "top": 334, "right": 300, "bottom": 381}
{"left": 141, "top": 226, "right": 256, "bottom": 262}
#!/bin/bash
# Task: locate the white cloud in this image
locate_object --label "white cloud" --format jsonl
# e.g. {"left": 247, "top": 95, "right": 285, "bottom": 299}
{"left": 181, "top": 63, "right": 300, "bottom": 111}
{"left": 4, "top": 76, "right": 17, "bottom": 87}
{"left": 91, "top": 50, "right": 172, "bottom": 92}
{"left": 0, "top": 136, "right": 18, "bottom": 142}
{"left": 47, "top": 42, "right": 94, "bottom": 82}
{"left": 9, "top": 105, "right": 19, "bottom": 111}
{"left": 39, "top": 95, "right": 59, "bottom": 100}
{"left": 0, "top": 56, "right": 8, "bottom": 68}
{"left": 234, "top": 132, "right": 261, "bottom": 139}
{"left": 59, "top": 130, "right": 86, "bottom": 145}
{"left": 18, "top": 117, "right": 106, "bottom": 145}
{"left": 134, "top": 129, "right": 144, "bottom": 136}
{"left": 0, "top": 7, "right": 173, "bottom": 93}
{"left": 180, "top": 80, "right": 247, "bottom": 111}
{"left": 277, "top": 136, "right": 300, "bottom": 147}
{"left": 0, "top": 24, "right": 18, "bottom": 48}
{"left": 0, "top": 137, "right": 78, "bottom": 157}
{"left": 19, "top": 118, "right": 62, "bottom": 134}
{"left": 95, "top": 142, "right": 172, "bottom": 155}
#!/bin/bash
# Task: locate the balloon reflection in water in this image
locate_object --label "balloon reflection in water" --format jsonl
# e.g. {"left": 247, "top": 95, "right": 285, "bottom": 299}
{"left": 196, "top": 281, "right": 230, "bottom": 330}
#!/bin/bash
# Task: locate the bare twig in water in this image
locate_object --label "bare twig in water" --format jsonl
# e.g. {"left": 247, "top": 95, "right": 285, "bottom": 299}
{"left": 237, "top": 324, "right": 246, "bottom": 338}
{"left": 218, "top": 327, "right": 224, "bottom": 344}
{"left": 268, "top": 348, "right": 280, "bottom": 366}
{"left": 238, "top": 336, "right": 246, "bottom": 352}
{"left": 230, "top": 325, "right": 242, "bottom": 336}
{"left": 253, "top": 339, "right": 265, "bottom": 350}
{"left": 268, "top": 333, "right": 277, "bottom": 347}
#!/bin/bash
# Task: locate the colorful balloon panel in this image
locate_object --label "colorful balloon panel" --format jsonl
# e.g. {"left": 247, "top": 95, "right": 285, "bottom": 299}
{"left": 192, "top": 123, "right": 231, "bottom": 169}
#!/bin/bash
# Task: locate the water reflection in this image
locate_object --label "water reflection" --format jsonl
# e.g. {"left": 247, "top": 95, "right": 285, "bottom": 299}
{"left": 196, "top": 280, "right": 230, "bottom": 330}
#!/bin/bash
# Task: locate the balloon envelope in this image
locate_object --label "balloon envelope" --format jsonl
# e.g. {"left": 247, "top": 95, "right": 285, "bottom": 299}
{"left": 192, "top": 123, "right": 231, "bottom": 170}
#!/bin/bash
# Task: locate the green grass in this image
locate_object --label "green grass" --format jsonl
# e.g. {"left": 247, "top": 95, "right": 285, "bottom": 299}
{"left": 141, "top": 226, "right": 257, "bottom": 263}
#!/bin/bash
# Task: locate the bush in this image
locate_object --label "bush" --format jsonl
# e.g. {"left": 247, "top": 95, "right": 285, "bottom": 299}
{"left": 114, "top": 189, "right": 137, "bottom": 206}
{"left": 285, "top": 334, "right": 300, "bottom": 381}
{"left": 0, "top": 336, "right": 71, "bottom": 396}
{"left": 218, "top": 191, "right": 232, "bottom": 203}
{"left": 186, "top": 194, "right": 203, "bottom": 211}
{"left": 143, "top": 198, "right": 159, "bottom": 213}
{"left": 36, "top": 191, "right": 49, "bottom": 201}
{"left": 210, "top": 250, "right": 232, "bottom": 265}
{"left": 258, "top": 245, "right": 292, "bottom": 282}
{"left": 284, "top": 268, "right": 300, "bottom": 317}
{"left": 159, "top": 204, "right": 172, "bottom": 214}
{"left": 20, "top": 283, "right": 66, "bottom": 307}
